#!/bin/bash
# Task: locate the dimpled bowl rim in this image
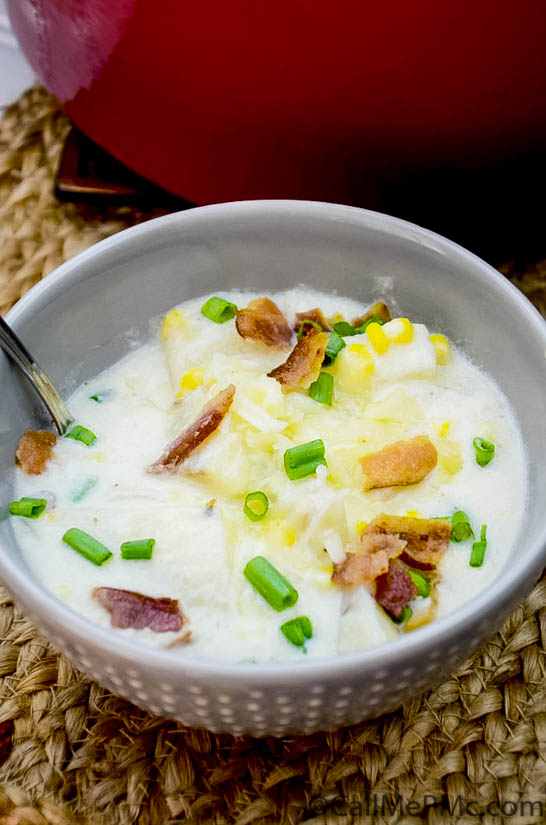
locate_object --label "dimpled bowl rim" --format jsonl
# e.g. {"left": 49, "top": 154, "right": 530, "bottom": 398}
{"left": 2, "top": 200, "right": 546, "bottom": 687}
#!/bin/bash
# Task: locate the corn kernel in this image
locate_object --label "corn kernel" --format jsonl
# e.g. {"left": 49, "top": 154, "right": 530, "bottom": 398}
{"left": 356, "top": 520, "right": 367, "bottom": 534}
{"left": 366, "top": 321, "right": 389, "bottom": 354}
{"left": 160, "top": 309, "right": 188, "bottom": 339}
{"left": 430, "top": 333, "right": 451, "bottom": 365}
{"left": 405, "top": 509, "right": 422, "bottom": 518}
{"left": 347, "top": 344, "right": 375, "bottom": 375}
{"left": 385, "top": 317, "right": 414, "bottom": 343}
{"left": 176, "top": 369, "right": 204, "bottom": 398}
{"left": 439, "top": 421, "right": 450, "bottom": 438}
{"left": 182, "top": 369, "right": 204, "bottom": 391}
{"left": 283, "top": 527, "right": 297, "bottom": 547}
{"left": 438, "top": 439, "right": 463, "bottom": 474}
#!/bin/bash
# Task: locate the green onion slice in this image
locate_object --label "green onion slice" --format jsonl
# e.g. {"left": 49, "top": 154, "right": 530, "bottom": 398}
{"left": 62, "top": 528, "right": 112, "bottom": 566}
{"left": 391, "top": 606, "right": 412, "bottom": 624}
{"left": 308, "top": 372, "right": 334, "bottom": 406}
{"left": 243, "top": 556, "right": 298, "bottom": 611}
{"left": 354, "top": 316, "right": 385, "bottom": 334}
{"left": 408, "top": 570, "right": 431, "bottom": 598}
{"left": 71, "top": 478, "right": 98, "bottom": 502}
{"left": 296, "top": 319, "right": 322, "bottom": 340}
{"left": 65, "top": 425, "right": 97, "bottom": 447}
{"left": 450, "top": 510, "right": 474, "bottom": 542}
{"left": 332, "top": 321, "right": 357, "bottom": 337}
{"left": 9, "top": 497, "right": 47, "bottom": 519}
{"left": 89, "top": 390, "right": 112, "bottom": 403}
{"left": 469, "top": 525, "right": 488, "bottom": 568}
{"left": 120, "top": 538, "right": 155, "bottom": 560}
{"left": 280, "top": 616, "right": 313, "bottom": 647}
{"left": 244, "top": 491, "right": 269, "bottom": 522}
{"left": 200, "top": 296, "right": 238, "bottom": 323}
{"left": 323, "top": 332, "right": 346, "bottom": 365}
{"left": 284, "top": 439, "right": 326, "bottom": 480}
{"left": 473, "top": 436, "right": 495, "bottom": 467}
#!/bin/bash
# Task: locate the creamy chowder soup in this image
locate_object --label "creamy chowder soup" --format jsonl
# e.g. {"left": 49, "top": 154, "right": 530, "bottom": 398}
{"left": 10, "top": 288, "right": 527, "bottom": 662}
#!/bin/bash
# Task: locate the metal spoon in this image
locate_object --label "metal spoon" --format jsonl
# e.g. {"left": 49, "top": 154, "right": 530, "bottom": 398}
{"left": 0, "top": 315, "right": 73, "bottom": 435}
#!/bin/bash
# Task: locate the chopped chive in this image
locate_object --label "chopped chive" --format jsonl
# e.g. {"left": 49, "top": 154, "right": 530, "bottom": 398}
{"left": 473, "top": 436, "right": 495, "bottom": 467}
{"left": 280, "top": 616, "right": 313, "bottom": 647}
{"left": 244, "top": 491, "right": 269, "bottom": 522}
{"left": 62, "top": 528, "right": 112, "bottom": 566}
{"left": 284, "top": 460, "right": 324, "bottom": 480}
{"left": 65, "top": 425, "right": 97, "bottom": 447}
{"left": 469, "top": 525, "right": 487, "bottom": 568}
{"left": 332, "top": 321, "right": 357, "bottom": 337}
{"left": 354, "top": 316, "right": 385, "bottom": 334}
{"left": 89, "top": 390, "right": 112, "bottom": 403}
{"left": 120, "top": 538, "right": 155, "bottom": 560}
{"left": 9, "top": 497, "right": 47, "bottom": 519}
{"left": 450, "top": 510, "right": 474, "bottom": 542}
{"left": 71, "top": 478, "right": 98, "bottom": 502}
{"left": 391, "top": 606, "right": 412, "bottom": 624}
{"left": 323, "top": 332, "right": 346, "bottom": 365}
{"left": 284, "top": 439, "right": 326, "bottom": 480}
{"left": 308, "top": 372, "right": 334, "bottom": 406}
{"left": 408, "top": 570, "right": 430, "bottom": 598}
{"left": 243, "top": 556, "right": 298, "bottom": 611}
{"left": 296, "top": 319, "right": 322, "bottom": 340}
{"left": 200, "top": 296, "right": 238, "bottom": 323}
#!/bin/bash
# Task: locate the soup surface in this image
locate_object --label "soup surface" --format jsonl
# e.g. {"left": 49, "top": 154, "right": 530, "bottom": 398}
{"left": 11, "top": 288, "right": 527, "bottom": 661}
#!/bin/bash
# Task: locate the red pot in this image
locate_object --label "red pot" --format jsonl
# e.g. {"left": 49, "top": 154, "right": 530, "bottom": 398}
{"left": 8, "top": 0, "right": 546, "bottom": 209}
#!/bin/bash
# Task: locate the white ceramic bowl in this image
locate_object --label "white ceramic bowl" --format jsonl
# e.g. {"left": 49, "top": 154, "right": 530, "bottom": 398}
{"left": 1, "top": 201, "right": 545, "bottom": 737}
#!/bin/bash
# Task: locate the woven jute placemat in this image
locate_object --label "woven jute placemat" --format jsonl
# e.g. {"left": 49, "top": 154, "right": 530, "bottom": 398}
{"left": 0, "top": 88, "right": 545, "bottom": 825}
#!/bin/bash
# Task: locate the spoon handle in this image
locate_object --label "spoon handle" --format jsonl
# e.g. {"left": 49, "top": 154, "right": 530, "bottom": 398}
{"left": 0, "top": 316, "right": 73, "bottom": 435}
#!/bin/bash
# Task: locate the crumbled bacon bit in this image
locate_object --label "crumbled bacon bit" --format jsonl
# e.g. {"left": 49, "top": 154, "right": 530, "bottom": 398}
{"left": 372, "top": 513, "right": 450, "bottom": 571}
{"left": 149, "top": 385, "right": 235, "bottom": 473}
{"left": 294, "top": 308, "right": 331, "bottom": 333}
{"left": 332, "top": 532, "right": 406, "bottom": 586}
{"left": 363, "top": 513, "right": 450, "bottom": 571}
{"left": 167, "top": 629, "right": 193, "bottom": 648}
{"left": 360, "top": 435, "right": 438, "bottom": 490}
{"left": 375, "top": 559, "right": 417, "bottom": 617}
{"left": 15, "top": 430, "right": 57, "bottom": 475}
{"left": 93, "top": 587, "right": 185, "bottom": 632}
{"left": 235, "top": 297, "right": 293, "bottom": 348}
{"left": 331, "top": 512, "right": 450, "bottom": 589}
{"left": 267, "top": 328, "right": 329, "bottom": 389}
{"left": 352, "top": 300, "right": 392, "bottom": 328}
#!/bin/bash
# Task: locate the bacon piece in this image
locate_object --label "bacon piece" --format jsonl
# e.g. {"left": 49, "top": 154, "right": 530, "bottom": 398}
{"left": 93, "top": 587, "right": 185, "bottom": 632}
{"left": 369, "top": 513, "right": 450, "bottom": 571}
{"left": 15, "top": 430, "right": 57, "bottom": 475}
{"left": 235, "top": 297, "right": 293, "bottom": 348}
{"left": 294, "top": 308, "right": 331, "bottom": 334}
{"left": 167, "top": 629, "right": 193, "bottom": 648}
{"left": 267, "top": 328, "right": 329, "bottom": 389}
{"left": 360, "top": 435, "right": 437, "bottom": 490}
{"left": 332, "top": 532, "right": 406, "bottom": 586}
{"left": 375, "top": 559, "right": 417, "bottom": 617}
{"left": 149, "top": 385, "right": 235, "bottom": 473}
{"left": 352, "top": 300, "right": 392, "bottom": 328}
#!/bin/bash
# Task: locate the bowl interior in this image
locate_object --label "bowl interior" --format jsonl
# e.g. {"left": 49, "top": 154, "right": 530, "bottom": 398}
{"left": 1, "top": 201, "right": 545, "bottom": 646}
